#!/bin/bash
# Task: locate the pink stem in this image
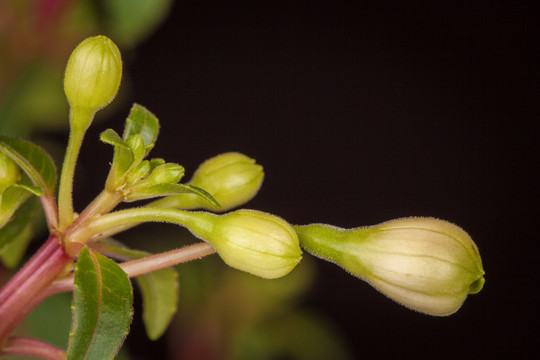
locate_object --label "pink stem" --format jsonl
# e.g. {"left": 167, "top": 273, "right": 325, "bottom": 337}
{"left": 42, "top": 242, "right": 216, "bottom": 299}
{"left": 0, "top": 235, "right": 72, "bottom": 345}
{"left": 0, "top": 236, "right": 59, "bottom": 304}
{"left": 2, "top": 337, "right": 66, "bottom": 360}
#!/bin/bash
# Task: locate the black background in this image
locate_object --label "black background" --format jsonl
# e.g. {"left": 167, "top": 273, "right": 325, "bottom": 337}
{"left": 79, "top": 1, "right": 537, "bottom": 358}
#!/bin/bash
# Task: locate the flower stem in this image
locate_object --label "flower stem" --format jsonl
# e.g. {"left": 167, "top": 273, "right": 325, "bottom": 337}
{"left": 40, "top": 242, "right": 216, "bottom": 301}
{"left": 0, "top": 236, "right": 72, "bottom": 345}
{"left": 67, "top": 208, "right": 215, "bottom": 245}
{"left": 57, "top": 108, "right": 94, "bottom": 231}
{"left": 1, "top": 337, "right": 66, "bottom": 360}
{"left": 72, "top": 196, "right": 195, "bottom": 242}
{"left": 63, "top": 189, "right": 124, "bottom": 239}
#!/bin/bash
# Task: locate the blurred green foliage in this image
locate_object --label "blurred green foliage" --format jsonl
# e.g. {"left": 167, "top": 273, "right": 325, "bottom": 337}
{"left": 0, "top": 0, "right": 173, "bottom": 137}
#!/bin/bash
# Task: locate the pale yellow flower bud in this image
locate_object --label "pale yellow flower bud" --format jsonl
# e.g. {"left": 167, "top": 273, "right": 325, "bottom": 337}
{"left": 64, "top": 35, "right": 122, "bottom": 114}
{"left": 295, "top": 217, "right": 485, "bottom": 316}
{"left": 187, "top": 152, "right": 264, "bottom": 211}
{"left": 188, "top": 210, "right": 302, "bottom": 279}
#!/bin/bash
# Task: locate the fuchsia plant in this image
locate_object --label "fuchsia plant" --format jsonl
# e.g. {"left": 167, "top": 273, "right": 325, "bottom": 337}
{"left": 0, "top": 36, "right": 485, "bottom": 359}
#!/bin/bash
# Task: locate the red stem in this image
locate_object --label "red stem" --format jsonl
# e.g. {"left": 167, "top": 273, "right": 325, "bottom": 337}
{"left": 0, "top": 235, "right": 72, "bottom": 345}
{"left": 2, "top": 337, "right": 66, "bottom": 360}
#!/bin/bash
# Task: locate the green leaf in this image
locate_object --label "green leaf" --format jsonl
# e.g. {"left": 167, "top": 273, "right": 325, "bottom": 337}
{"left": 104, "top": 0, "right": 173, "bottom": 48}
{"left": 0, "top": 197, "right": 39, "bottom": 266}
{"left": 0, "top": 185, "right": 33, "bottom": 229}
{"left": 93, "top": 239, "right": 178, "bottom": 340}
{"left": 104, "top": 104, "right": 160, "bottom": 190}
{"left": 137, "top": 266, "right": 178, "bottom": 340}
{"left": 125, "top": 134, "right": 146, "bottom": 166}
{"left": 67, "top": 247, "right": 133, "bottom": 360}
{"left": 0, "top": 136, "right": 57, "bottom": 196}
{"left": 123, "top": 104, "right": 159, "bottom": 155}
{"left": 100, "top": 129, "right": 128, "bottom": 148}
{"left": 125, "top": 183, "right": 220, "bottom": 208}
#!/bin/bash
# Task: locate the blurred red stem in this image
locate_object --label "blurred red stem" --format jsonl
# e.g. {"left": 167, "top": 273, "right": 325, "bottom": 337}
{"left": 2, "top": 337, "right": 66, "bottom": 360}
{"left": 0, "top": 235, "right": 71, "bottom": 345}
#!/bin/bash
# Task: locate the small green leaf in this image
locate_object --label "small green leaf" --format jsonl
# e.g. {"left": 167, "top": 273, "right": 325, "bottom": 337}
{"left": 137, "top": 265, "right": 178, "bottom": 340}
{"left": 123, "top": 104, "right": 159, "bottom": 155}
{"left": 125, "top": 134, "right": 145, "bottom": 165}
{"left": 0, "top": 197, "right": 39, "bottom": 267}
{"left": 125, "top": 183, "right": 220, "bottom": 208}
{"left": 100, "top": 129, "right": 128, "bottom": 148}
{"left": 0, "top": 136, "right": 57, "bottom": 195}
{"left": 93, "top": 239, "right": 179, "bottom": 340}
{"left": 67, "top": 247, "right": 133, "bottom": 360}
{"left": 104, "top": 104, "right": 160, "bottom": 190}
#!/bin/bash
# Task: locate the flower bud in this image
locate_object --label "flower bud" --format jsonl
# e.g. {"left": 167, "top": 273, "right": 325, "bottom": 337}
{"left": 0, "top": 152, "right": 20, "bottom": 193}
{"left": 125, "top": 164, "right": 184, "bottom": 194}
{"left": 64, "top": 35, "right": 122, "bottom": 113}
{"left": 144, "top": 164, "right": 184, "bottom": 185}
{"left": 188, "top": 210, "right": 302, "bottom": 279}
{"left": 186, "top": 152, "right": 264, "bottom": 211}
{"left": 295, "top": 217, "right": 485, "bottom": 316}
{"left": 125, "top": 160, "right": 151, "bottom": 186}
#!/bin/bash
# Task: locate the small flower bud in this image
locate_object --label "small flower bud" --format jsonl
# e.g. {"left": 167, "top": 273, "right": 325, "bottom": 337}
{"left": 188, "top": 210, "right": 302, "bottom": 279}
{"left": 0, "top": 152, "right": 20, "bottom": 193}
{"left": 126, "top": 164, "right": 185, "bottom": 195}
{"left": 125, "top": 160, "right": 151, "bottom": 186}
{"left": 144, "top": 164, "right": 184, "bottom": 185}
{"left": 295, "top": 217, "right": 485, "bottom": 316}
{"left": 64, "top": 35, "right": 122, "bottom": 113}
{"left": 184, "top": 152, "right": 264, "bottom": 211}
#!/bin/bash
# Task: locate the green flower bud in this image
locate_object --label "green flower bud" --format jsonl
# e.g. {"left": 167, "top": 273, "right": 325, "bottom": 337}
{"left": 183, "top": 152, "right": 264, "bottom": 211}
{"left": 125, "top": 160, "right": 151, "bottom": 186}
{"left": 295, "top": 217, "right": 485, "bottom": 316}
{"left": 126, "top": 163, "right": 184, "bottom": 192}
{"left": 0, "top": 152, "right": 20, "bottom": 193}
{"left": 188, "top": 210, "right": 302, "bottom": 279}
{"left": 64, "top": 35, "right": 122, "bottom": 113}
{"left": 145, "top": 164, "right": 184, "bottom": 185}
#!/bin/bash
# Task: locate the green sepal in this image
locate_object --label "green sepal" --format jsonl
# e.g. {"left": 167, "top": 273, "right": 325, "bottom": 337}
{"left": 93, "top": 239, "right": 178, "bottom": 340}
{"left": 0, "top": 136, "right": 57, "bottom": 196}
{"left": 125, "top": 183, "right": 220, "bottom": 208}
{"left": 0, "top": 197, "right": 39, "bottom": 267}
{"left": 67, "top": 247, "right": 133, "bottom": 360}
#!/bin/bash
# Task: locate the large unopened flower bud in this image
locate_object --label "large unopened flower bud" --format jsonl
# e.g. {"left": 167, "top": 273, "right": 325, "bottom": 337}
{"left": 188, "top": 210, "right": 302, "bottom": 279}
{"left": 64, "top": 35, "right": 122, "bottom": 114}
{"left": 295, "top": 217, "right": 485, "bottom": 316}
{"left": 0, "top": 152, "right": 20, "bottom": 193}
{"left": 181, "top": 153, "right": 264, "bottom": 211}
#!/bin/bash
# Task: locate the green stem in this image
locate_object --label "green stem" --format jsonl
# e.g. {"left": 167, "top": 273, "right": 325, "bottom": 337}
{"left": 63, "top": 189, "right": 124, "bottom": 238}
{"left": 79, "top": 195, "right": 199, "bottom": 242}
{"left": 67, "top": 208, "right": 215, "bottom": 246}
{"left": 57, "top": 108, "right": 94, "bottom": 231}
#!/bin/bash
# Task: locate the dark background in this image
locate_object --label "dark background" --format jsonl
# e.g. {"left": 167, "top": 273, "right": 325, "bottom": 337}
{"left": 78, "top": 1, "right": 537, "bottom": 358}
